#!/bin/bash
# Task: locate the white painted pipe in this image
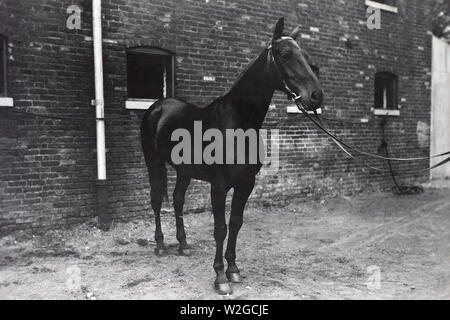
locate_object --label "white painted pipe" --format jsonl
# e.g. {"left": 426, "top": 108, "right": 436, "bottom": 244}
{"left": 92, "top": 0, "right": 106, "bottom": 180}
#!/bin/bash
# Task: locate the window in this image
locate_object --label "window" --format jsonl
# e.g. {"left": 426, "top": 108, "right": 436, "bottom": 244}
{"left": 374, "top": 72, "right": 399, "bottom": 116}
{"left": 0, "top": 34, "right": 12, "bottom": 107}
{"left": 365, "top": 0, "right": 398, "bottom": 13}
{"left": 0, "top": 34, "right": 7, "bottom": 97}
{"left": 126, "top": 47, "right": 174, "bottom": 109}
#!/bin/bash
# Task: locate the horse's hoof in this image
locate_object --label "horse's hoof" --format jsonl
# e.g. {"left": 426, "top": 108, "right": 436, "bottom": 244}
{"left": 214, "top": 282, "right": 233, "bottom": 295}
{"left": 154, "top": 247, "right": 167, "bottom": 257}
{"left": 226, "top": 272, "right": 242, "bottom": 283}
{"left": 178, "top": 247, "right": 192, "bottom": 256}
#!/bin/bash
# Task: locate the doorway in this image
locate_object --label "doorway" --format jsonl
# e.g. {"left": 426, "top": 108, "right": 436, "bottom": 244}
{"left": 431, "top": 36, "right": 450, "bottom": 187}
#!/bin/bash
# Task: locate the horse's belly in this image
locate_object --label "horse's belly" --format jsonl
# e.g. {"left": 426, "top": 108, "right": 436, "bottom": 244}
{"left": 169, "top": 163, "right": 262, "bottom": 184}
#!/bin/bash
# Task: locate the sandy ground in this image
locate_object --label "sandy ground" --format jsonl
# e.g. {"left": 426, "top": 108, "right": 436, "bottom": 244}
{"left": 1, "top": 188, "right": 449, "bottom": 300}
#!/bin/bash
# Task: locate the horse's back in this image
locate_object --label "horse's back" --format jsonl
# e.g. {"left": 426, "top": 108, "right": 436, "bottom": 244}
{"left": 142, "top": 98, "right": 188, "bottom": 131}
{"left": 141, "top": 98, "right": 209, "bottom": 153}
{"left": 143, "top": 97, "right": 193, "bottom": 121}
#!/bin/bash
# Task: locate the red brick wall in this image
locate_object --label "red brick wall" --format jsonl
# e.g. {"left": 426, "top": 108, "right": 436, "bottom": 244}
{"left": 0, "top": 0, "right": 433, "bottom": 232}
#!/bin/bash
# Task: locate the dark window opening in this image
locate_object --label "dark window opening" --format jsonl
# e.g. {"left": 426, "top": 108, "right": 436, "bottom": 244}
{"left": 374, "top": 72, "right": 398, "bottom": 110}
{"left": 371, "top": 0, "right": 396, "bottom": 7}
{"left": 0, "top": 35, "right": 7, "bottom": 97}
{"left": 127, "top": 47, "right": 174, "bottom": 100}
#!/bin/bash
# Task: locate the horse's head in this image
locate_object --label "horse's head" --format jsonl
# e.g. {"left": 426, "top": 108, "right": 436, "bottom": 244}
{"left": 269, "top": 17, "right": 323, "bottom": 110}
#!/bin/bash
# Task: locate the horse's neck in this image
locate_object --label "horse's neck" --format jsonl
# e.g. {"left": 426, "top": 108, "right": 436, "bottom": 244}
{"left": 223, "top": 49, "right": 275, "bottom": 128}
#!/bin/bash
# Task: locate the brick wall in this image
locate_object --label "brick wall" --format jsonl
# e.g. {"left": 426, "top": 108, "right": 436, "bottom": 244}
{"left": 0, "top": 0, "right": 433, "bottom": 233}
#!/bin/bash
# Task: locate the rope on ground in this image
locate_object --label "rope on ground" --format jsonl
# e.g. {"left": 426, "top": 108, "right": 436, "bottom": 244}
{"left": 379, "top": 118, "right": 424, "bottom": 196}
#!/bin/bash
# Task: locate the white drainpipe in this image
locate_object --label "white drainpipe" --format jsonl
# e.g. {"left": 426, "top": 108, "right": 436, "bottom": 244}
{"left": 92, "top": 0, "right": 109, "bottom": 229}
{"left": 93, "top": 0, "right": 106, "bottom": 180}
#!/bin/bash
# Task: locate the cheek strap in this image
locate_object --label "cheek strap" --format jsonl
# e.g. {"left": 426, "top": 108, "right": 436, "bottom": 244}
{"left": 268, "top": 44, "right": 303, "bottom": 103}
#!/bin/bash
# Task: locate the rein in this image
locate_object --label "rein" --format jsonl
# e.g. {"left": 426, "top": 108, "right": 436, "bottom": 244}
{"left": 268, "top": 39, "right": 450, "bottom": 174}
{"left": 295, "top": 101, "right": 450, "bottom": 174}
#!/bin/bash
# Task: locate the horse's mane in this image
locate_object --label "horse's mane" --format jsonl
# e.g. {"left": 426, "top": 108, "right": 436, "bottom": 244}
{"left": 224, "top": 47, "right": 269, "bottom": 96}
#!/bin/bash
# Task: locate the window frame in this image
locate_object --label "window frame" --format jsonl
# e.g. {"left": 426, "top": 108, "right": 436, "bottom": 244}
{"left": 365, "top": 0, "right": 398, "bottom": 14}
{"left": 125, "top": 46, "right": 175, "bottom": 110}
{"left": 373, "top": 71, "right": 400, "bottom": 116}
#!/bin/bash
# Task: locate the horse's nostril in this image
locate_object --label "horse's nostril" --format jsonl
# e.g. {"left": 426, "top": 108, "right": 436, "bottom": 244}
{"left": 311, "top": 91, "right": 319, "bottom": 103}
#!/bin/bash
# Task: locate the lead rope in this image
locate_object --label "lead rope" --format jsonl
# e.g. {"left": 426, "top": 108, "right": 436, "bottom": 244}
{"left": 293, "top": 97, "right": 450, "bottom": 175}
{"left": 310, "top": 109, "right": 398, "bottom": 173}
{"left": 378, "top": 118, "right": 424, "bottom": 195}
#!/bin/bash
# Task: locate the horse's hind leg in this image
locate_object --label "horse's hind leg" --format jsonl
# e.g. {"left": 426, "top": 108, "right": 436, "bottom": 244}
{"left": 147, "top": 160, "right": 168, "bottom": 256}
{"left": 225, "top": 178, "right": 255, "bottom": 283}
{"left": 173, "top": 173, "right": 191, "bottom": 256}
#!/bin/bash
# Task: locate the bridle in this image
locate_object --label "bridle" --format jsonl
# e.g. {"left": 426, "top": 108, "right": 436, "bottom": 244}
{"left": 267, "top": 38, "right": 450, "bottom": 174}
{"left": 267, "top": 37, "right": 304, "bottom": 104}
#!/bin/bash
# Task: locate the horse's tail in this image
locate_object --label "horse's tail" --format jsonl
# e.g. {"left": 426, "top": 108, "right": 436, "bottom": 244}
{"left": 141, "top": 106, "right": 168, "bottom": 201}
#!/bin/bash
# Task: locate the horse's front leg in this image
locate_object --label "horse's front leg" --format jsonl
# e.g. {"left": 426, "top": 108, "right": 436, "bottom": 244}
{"left": 225, "top": 178, "right": 255, "bottom": 283}
{"left": 211, "top": 182, "right": 231, "bottom": 295}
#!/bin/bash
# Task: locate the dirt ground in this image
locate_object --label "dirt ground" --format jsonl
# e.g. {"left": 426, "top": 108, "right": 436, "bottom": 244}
{"left": 1, "top": 188, "right": 449, "bottom": 300}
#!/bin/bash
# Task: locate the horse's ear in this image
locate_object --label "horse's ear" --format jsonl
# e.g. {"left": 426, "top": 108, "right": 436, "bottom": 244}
{"left": 290, "top": 26, "right": 301, "bottom": 40}
{"left": 273, "top": 17, "right": 284, "bottom": 40}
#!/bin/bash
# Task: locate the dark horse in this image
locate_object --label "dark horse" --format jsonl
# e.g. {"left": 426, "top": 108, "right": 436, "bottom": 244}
{"left": 141, "top": 17, "right": 323, "bottom": 295}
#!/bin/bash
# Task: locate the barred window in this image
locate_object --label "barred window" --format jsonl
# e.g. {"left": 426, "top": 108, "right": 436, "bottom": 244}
{"left": 126, "top": 47, "right": 174, "bottom": 100}
{"left": 0, "top": 34, "right": 7, "bottom": 97}
{"left": 374, "top": 72, "right": 398, "bottom": 110}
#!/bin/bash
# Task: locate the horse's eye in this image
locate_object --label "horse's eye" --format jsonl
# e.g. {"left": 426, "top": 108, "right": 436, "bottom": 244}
{"left": 280, "top": 50, "right": 290, "bottom": 58}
